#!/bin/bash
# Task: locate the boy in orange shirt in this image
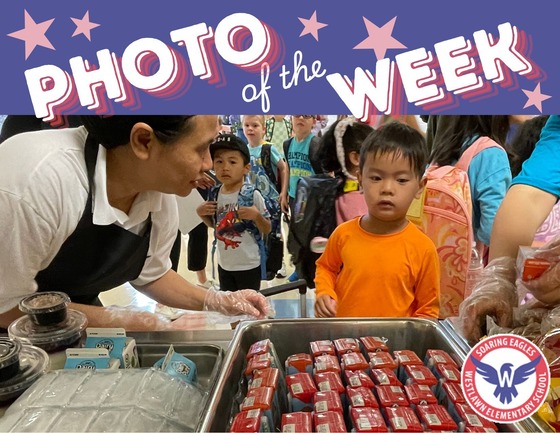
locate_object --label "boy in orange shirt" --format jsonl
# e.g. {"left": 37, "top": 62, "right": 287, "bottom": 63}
{"left": 314, "top": 122, "right": 440, "bottom": 318}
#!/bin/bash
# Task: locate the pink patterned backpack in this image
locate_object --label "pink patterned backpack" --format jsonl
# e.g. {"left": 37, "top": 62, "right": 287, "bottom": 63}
{"left": 412, "top": 137, "right": 503, "bottom": 318}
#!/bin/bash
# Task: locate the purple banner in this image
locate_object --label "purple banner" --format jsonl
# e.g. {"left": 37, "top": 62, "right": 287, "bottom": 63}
{"left": 0, "top": 1, "right": 557, "bottom": 118}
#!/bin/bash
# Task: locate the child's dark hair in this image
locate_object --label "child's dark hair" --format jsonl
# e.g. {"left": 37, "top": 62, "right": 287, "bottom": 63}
{"left": 317, "top": 118, "right": 374, "bottom": 178}
{"left": 508, "top": 115, "right": 549, "bottom": 177}
{"left": 359, "top": 121, "right": 427, "bottom": 179}
{"left": 428, "top": 115, "right": 510, "bottom": 166}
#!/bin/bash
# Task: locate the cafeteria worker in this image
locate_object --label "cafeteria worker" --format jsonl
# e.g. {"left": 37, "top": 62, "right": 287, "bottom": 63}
{"left": 0, "top": 115, "right": 269, "bottom": 331}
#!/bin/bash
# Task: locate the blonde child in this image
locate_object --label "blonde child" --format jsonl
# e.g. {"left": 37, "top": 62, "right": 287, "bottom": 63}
{"left": 314, "top": 122, "right": 440, "bottom": 318}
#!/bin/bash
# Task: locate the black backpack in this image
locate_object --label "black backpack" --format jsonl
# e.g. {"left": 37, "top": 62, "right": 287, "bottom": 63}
{"left": 287, "top": 174, "right": 342, "bottom": 287}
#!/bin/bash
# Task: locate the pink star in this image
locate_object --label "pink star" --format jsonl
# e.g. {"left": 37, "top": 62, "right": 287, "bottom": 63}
{"left": 71, "top": 11, "right": 100, "bottom": 41}
{"left": 522, "top": 83, "right": 551, "bottom": 113}
{"left": 354, "top": 16, "right": 406, "bottom": 60}
{"left": 298, "top": 11, "right": 328, "bottom": 41}
{"left": 7, "top": 10, "right": 55, "bottom": 60}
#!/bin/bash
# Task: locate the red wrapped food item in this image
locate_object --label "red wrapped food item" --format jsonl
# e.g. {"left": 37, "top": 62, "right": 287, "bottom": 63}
{"left": 434, "top": 363, "right": 461, "bottom": 383}
{"left": 314, "top": 354, "right": 341, "bottom": 375}
{"left": 369, "top": 352, "right": 398, "bottom": 370}
{"left": 455, "top": 403, "right": 498, "bottom": 432}
{"left": 347, "top": 386, "right": 379, "bottom": 408}
{"left": 424, "top": 349, "right": 458, "bottom": 368}
{"left": 350, "top": 407, "right": 388, "bottom": 432}
{"left": 285, "top": 372, "right": 317, "bottom": 412}
{"left": 393, "top": 350, "right": 423, "bottom": 366}
{"left": 313, "top": 390, "right": 344, "bottom": 415}
{"left": 313, "top": 411, "right": 346, "bottom": 433}
{"left": 240, "top": 387, "right": 276, "bottom": 431}
{"left": 404, "top": 383, "right": 438, "bottom": 406}
{"left": 384, "top": 406, "right": 423, "bottom": 432}
{"left": 334, "top": 337, "right": 361, "bottom": 356}
{"left": 416, "top": 404, "right": 458, "bottom": 431}
{"left": 285, "top": 353, "right": 313, "bottom": 375}
{"left": 281, "top": 412, "right": 312, "bottom": 433}
{"left": 375, "top": 385, "right": 408, "bottom": 408}
{"left": 345, "top": 369, "right": 375, "bottom": 389}
{"left": 244, "top": 354, "right": 273, "bottom": 379}
{"left": 249, "top": 368, "right": 279, "bottom": 390}
{"left": 403, "top": 364, "right": 438, "bottom": 386}
{"left": 310, "top": 340, "right": 336, "bottom": 358}
{"left": 439, "top": 381, "right": 465, "bottom": 412}
{"left": 247, "top": 339, "right": 272, "bottom": 359}
{"left": 360, "top": 336, "right": 389, "bottom": 353}
{"left": 370, "top": 368, "right": 401, "bottom": 386}
{"left": 230, "top": 409, "right": 267, "bottom": 433}
{"left": 341, "top": 351, "right": 369, "bottom": 371}
{"left": 314, "top": 371, "right": 345, "bottom": 394}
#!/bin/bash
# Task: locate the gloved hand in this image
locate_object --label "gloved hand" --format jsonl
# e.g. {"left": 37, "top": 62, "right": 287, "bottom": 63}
{"left": 522, "top": 236, "right": 560, "bottom": 305}
{"left": 458, "top": 257, "right": 518, "bottom": 345}
{"left": 203, "top": 288, "right": 270, "bottom": 319}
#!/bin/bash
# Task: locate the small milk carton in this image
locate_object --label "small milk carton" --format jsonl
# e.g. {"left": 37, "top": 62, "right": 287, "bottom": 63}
{"left": 370, "top": 368, "right": 400, "bottom": 386}
{"left": 416, "top": 404, "right": 458, "bottom": 432}
{"left": 64, "top": 348, "right": 120, "bottom": 370}
{"left": 84, "top": 328, "right": 138, "bottom": 369}
{"left": 313, "top": 411, "right": 346, "bottom": 433}
{"left": 369, "top": 352, "right": 398, "bottom": 371}
{"left": 375, "top": 385, "right": 408, "bottom": 408}
{"left": 285, "top": 353, "right": 313, "bottom": 375}
{"left": 404, "top": 383, "right": 438, "bottom": 406}
{"left": 240, "top": 386, "right": 278, "bottom": 431}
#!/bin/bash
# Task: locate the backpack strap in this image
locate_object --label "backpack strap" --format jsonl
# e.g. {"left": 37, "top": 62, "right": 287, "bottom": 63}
{"left": 455, "top": 136, "right": 504, "bottom": 172}
{"left": 265, "top": 118, "right": 274, "bottom": 142}
{"left": 283, "top": 137, "right": 292, "bottom": 162}
{"left": 238, "top": 184, "right": 267, "bottom": 280}
{"left": 208, "top": 184, "right": 222, "bottom": 281}
{"left": 284, "top": 118, "right": 293, "bottom": 137}
{"left": 260, "top": 143, "right": 277, "bottom": 187}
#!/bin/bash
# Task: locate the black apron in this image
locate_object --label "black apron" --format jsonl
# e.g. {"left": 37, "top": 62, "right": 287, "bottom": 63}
{"left": 35, "top": 138, "right": 152, "bottom": 305}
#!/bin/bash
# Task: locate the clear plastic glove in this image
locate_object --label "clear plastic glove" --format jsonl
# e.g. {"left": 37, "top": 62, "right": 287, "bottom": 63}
{"left": 203, "top": 288, "right": 271, "bottom": 319}
{"left": 522, "top": 235, "right": 560, "bottom": 305}
{"left": 457, "top": 257, "right": 518, "bottom": 345}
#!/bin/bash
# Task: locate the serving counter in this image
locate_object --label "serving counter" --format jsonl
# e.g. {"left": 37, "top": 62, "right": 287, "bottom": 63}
{"left": 0, "top": 320, "right": 554, "bottom": 432}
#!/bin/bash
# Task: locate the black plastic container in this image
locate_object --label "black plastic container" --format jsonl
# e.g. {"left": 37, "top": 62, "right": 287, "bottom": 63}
{"left": 0, "top": 338, "right": 21, "bottom": 382}
{"left": 19, "top": 292, "right": 70, "bottom": 326}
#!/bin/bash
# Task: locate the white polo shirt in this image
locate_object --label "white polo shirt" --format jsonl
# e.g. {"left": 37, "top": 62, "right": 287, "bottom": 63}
{"left": 0, "top": 126, "right": 179, "bottom": 313}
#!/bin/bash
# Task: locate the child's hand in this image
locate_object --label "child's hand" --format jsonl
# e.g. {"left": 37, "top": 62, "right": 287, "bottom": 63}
{"left": 237, "top": 205, "right": 260, "bottom": 221}
{"left": 280, "top": 193, "right": 289, "bottom": 214}
{"left": 315, "top": 295, "right": 337, "bottom": 318}
{"left": 196, "top": 201, "right": 217, "bottom": 217}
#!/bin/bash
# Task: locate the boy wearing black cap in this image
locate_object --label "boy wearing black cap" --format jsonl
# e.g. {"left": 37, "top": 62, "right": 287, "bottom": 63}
{"left": 197, "top": 134, "right": 271, "bottom": 292}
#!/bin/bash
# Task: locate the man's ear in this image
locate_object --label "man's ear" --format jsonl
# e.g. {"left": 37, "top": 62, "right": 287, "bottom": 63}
{"left": 415, "top": 176, "right": 428, "bottom": 199}
{"left": 129, "top": 123, "right": 155, "bottom": 160}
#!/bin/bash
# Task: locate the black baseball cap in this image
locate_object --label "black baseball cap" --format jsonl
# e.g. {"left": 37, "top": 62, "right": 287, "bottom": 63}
{"left": 210, "top": 133, "right": 250, "bottom": 164}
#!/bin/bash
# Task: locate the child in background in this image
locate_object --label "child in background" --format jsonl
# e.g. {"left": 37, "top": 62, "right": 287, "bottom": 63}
{"left": 314, "top": 122, "right": 440, "bottom": 318}
{"left": 197, "top": 134, "right": 271, "bottom": 292}
{"left": 265, "top": 115, "right": 292, "bottom": 154}
{"left": 317, "top": 117, "right": 374, "bottom": 225}
{"left": 243, "top": 114, "right": 289, "bottom": 279}
{"left": 428, "top": 115, "right": 511, "bottom": 248}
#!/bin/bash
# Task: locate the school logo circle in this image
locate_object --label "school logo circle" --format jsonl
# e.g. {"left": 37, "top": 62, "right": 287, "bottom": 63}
{"left": 461, "top": 334, "right": 549, "bottom": 423}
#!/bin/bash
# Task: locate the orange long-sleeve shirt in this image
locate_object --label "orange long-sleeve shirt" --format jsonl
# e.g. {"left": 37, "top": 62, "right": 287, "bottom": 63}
{"left": 315, "top": 218, "right": 440, "bottom": 318}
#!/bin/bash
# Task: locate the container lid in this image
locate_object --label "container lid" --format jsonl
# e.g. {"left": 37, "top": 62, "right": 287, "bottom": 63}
{"left": 0, "top": 337, "right": 22, "bottom": 370}
{"left": 8, "top": 309, "right": 87, "bottom": 349}
{"left": 19, "top": 291, "right": 70, "bottom": 315}
{"left": 0, "top": 344, "right": 49, "bottom": 402}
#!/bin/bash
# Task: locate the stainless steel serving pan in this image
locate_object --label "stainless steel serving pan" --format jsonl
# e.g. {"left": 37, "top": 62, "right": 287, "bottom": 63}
{"left": 200, "top": 318, "right": 546, "bottom": 432}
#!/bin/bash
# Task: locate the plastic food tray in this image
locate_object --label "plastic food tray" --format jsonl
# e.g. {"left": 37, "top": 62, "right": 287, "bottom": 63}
{"left": 200, "top": 318, "right": 543, "bottom": 432}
